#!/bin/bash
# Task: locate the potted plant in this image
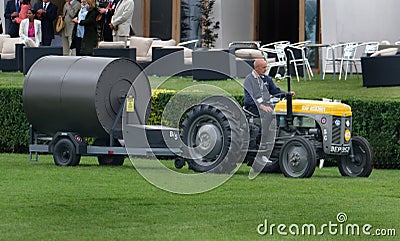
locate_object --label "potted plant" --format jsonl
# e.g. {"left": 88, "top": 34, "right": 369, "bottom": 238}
{"left": 195, "top": 0, "right": 220, "bottom": 48}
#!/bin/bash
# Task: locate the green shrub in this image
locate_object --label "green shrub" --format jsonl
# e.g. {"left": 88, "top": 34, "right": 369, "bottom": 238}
{"left": 0, "top": 88, "right": 399, "bottom": 168}
{"left": 344, "top": 98, "right": 400, "bottom": 169}
{"left": 0, "top": 88, "right": 29, "bottom": 153}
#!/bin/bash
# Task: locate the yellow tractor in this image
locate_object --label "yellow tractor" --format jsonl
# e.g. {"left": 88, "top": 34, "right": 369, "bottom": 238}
{"left": 175, "top": 65, "right": 372, "bottom": 179}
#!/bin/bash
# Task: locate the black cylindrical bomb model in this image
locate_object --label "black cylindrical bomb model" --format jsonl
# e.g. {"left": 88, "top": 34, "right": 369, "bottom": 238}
{"left": 23, "top": 56, "right": 151, "bottom": 139}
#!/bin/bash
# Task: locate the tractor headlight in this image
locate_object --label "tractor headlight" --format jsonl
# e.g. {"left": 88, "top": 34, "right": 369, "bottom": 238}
{"left": 344, "top": 129, "right": 351, "bottom": 142}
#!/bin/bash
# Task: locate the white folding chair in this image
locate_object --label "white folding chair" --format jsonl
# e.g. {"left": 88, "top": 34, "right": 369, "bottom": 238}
{"left": 380, "top": 40, "right": 390, "bottom": 45}
{"left": 286, "top": 41, "right": 314, "bottom": 82}
{"left": 322, "top": 43, "right": 347, "bottom": 80}
{"left": 353, "top": 41, "right": 379, "bottom": 65}
{"left": 358, "top": 41, "right": 379, "bottom": 56}
{"left": 260, "top": 41, "right": 290, "bottom": 78}
{"left": 177, "top": 39, "right": 199, "bottom": 49}
{"left": 338, "top": 42, "right": 359, "bottom": 80}
{"left": 261, "top": 40, "right": 290, "bottom": 49}
{"left": 228, "top": 41, "right": 261, "bottom": 49}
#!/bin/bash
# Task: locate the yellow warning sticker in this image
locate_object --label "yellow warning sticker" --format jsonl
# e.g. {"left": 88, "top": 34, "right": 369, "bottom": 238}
{"left": 126, "top": 97, "right": 135, "bottom": 112}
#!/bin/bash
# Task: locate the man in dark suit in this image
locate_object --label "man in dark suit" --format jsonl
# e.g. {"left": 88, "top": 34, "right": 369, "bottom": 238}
{"left": 4, "top": 0, "right": 20, "bottom": 37}
{"left": 98, "top": 0, "right": 119, "bottom": 41}
{"left": 33, "top": 0, "right": 57, "bottom": 46}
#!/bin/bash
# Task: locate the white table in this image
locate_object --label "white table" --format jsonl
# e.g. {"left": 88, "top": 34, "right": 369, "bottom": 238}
{"left": 306, "top": 43, "right": 336, "bottom": 80}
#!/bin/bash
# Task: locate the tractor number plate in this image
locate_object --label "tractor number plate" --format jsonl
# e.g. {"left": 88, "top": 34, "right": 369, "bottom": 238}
{"left": 330, "top": 145, "right": 350, "bottom": 154}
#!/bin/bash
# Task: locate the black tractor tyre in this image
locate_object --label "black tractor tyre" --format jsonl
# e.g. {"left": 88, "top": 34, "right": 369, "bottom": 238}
{"left": 98, "top": 155, "right": 125, "bottom": 166}
{"left": 250, "top": 157, "right": 281, "bottom": 173}
{"left": 53, "top": 138, "right": 81, "bottom": 166}
{"left": 181, "top": 104, "right": 244, "bottom": 173}
{"left": 174, "top": 157, "right": 186, "bottom": 169}
{"left": 338, "top": 136, "right": 373, "bottom": 177}
{"left": 247, "top": 151, "right": 281, "bottom": 173}
{"left": 279, "top": 136, "right": 317, "bottom": 178}
{"left": 94, "top": 139, "right": 125, "bottom": 166}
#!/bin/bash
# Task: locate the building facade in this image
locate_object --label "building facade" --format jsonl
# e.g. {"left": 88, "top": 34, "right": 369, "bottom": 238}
{"left": 2, "top": 0, "right": 400, "bottom": 48}
{"left": 134, "top": 0, "right": 400, "bottom": 48}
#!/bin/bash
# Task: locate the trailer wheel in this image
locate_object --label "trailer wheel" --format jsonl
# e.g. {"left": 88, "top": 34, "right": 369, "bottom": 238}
{"left": 279, "top": 136, "right": 316, "bottom": 178}
{"left": 98, "top": 155, "right": 125, "bottom": 166}
{"left": 53, "top": 138, "right": 81, "bottom": 166}
{"left": 93, "top": 139, "right": 125, "bottom": 166}
{"left": 338, "top": 136, "right": 373, "bottom": 177}
{"left": 181, "top": 104, "right": 243, "bottom": 173}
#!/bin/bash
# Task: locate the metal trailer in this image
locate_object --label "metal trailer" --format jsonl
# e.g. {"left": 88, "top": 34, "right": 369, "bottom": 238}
{"left": 24, "top": 56, "right": 181, "bottom": 166}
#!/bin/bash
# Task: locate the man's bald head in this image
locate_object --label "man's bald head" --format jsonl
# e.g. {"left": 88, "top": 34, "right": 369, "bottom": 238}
{"left": 254, "top": 59, "right": 267, "bottom": 76}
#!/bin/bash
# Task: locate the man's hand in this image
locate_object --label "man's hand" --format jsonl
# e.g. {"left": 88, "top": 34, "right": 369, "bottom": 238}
{"left": 109, "top": 23, "right": 117, "bottom": 30}
{"left": 11, "top": 12, "right": 18, "bottom": 17}
{"left": 99, "top": 8, "right": 107, "bottom": 14}
{"left": 259, "top": 104, "right": 273, "bottom": 113}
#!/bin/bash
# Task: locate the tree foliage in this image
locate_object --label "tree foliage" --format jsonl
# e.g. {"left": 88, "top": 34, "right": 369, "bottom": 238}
{"left": 195, "top": 0, "right": 220, "bottom": 48}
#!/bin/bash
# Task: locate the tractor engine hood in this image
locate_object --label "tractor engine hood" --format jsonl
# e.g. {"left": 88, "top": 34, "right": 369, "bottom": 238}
{"left": 274, "top": 100, "right": 352, "bottom": 117}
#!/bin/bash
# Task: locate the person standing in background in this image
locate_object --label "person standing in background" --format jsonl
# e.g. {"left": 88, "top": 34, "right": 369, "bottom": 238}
{"left": 33, "top": 0, "right": 57, "bottom": 46}
{"left": 98, "top": 0, "right": 119, "bottom": 41}
{"left": 61, "top": 0, "right": 80, "bottom": 55}
{"left": 4, "top": 0, "right": 20, "bottom": 37}
{"left": 110, "top": 0, "right": 134, "bottom": 43}
{"left": 71, "top": 0, "right": 98, "bottom": 56}
{"left": 13, "top": 0, "right": 32, "bottom": 24}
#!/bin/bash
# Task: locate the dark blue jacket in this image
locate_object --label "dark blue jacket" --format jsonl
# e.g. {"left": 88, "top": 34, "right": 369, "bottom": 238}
{"left": 244, "top": 75, "right": 285, "bottom": 109}
{"left": 4, "top": 0, "right": 19, "bottom": 37}
{"left": 244, "top": 73, "right": 285, "bottom": 115}
{"left": 33, "top": 1, "right": 57, "bottom": 40}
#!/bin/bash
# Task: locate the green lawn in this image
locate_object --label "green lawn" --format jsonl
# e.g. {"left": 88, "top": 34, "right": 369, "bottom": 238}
{"left": 1, "top": 71, "right": 399, "bottom": 240}
{"left": 2, "top": 72, "right": 400, "bottom": 101}
{"left": 0, "top": 154, "right": 398, "bottom": 240}
{"left": 0, "top": 72, "right": 25, "bottom": 88}
{"left": 151, "top": 74, "right": 400, "bottom": 101}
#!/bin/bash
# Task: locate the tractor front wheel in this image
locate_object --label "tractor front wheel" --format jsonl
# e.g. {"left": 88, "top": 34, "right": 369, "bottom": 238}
{"left": 279, "top": 136, "right": 317, "bottom": 178}
{"left": 338, "top": 136, "right": 373, "bottom": 177}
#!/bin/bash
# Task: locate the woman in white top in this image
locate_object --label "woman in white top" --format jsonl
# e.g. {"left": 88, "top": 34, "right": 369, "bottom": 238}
{"left": 19, "top": 8, "right": 42, "bottom": 47}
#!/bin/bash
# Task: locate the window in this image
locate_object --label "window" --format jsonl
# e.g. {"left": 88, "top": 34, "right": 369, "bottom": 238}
{"left": 180, "top": 0, "right": 202, "bottom": 42}
{"left": 305, "top": 0, "right": 319, "bottom": 67}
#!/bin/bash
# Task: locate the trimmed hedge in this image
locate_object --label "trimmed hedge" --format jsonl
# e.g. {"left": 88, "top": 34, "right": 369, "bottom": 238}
{"left": 345, "top": 99, "right": 400, "bottom": 169}
{"left": 0, "top": 88, "right": 29, "bottom": 153}
{"left": 1, "top": 88, "right": 399, "bottom": 168}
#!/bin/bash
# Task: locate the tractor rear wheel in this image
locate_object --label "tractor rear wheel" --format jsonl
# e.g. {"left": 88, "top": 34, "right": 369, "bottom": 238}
{"left": 245, "top": 122, "right": 280, "bottom": 173}
{"left": 53, "top": 138, "right": 81, "bottom": 166}
{"left": 279, "top": 136, "right": 316, "bottom": 178}
{"left": 338, "top": 136, "right": 373, "bottom": 177}
{"left": 247, "top": 154, "right": 281, "bottom": 173}
{"left": 181, "top": 104, "right": 243, "bottom": 173}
